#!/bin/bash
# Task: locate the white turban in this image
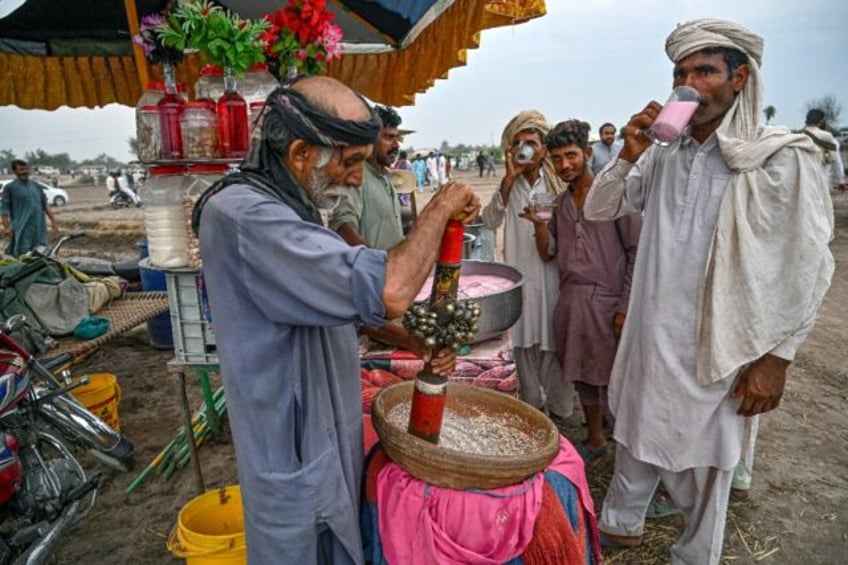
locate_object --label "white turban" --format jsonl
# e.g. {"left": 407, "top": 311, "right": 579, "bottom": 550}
{"left": 501, "top": 109, "right": 563, "bottom": 195}
{"left": 665, "top": 18, "right": 763, "bottom": 141}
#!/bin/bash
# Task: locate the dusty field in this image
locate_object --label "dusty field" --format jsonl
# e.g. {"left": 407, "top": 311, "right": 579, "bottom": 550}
{"left": 20, "top": 169, "right": 846, "bottom": 563}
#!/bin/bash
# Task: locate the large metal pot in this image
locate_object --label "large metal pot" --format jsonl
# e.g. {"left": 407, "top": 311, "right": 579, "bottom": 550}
{"left": 413, "top": 260, "right": 524, "bottom": 344}
{"left": 462, "top": 233, "right": 476, "bottom": 259}
{"left": 459, "top": 260, "right": 523, "bottom": 343}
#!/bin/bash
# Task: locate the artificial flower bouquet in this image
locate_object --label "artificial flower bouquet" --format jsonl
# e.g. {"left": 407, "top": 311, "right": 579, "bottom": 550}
{"left": 262, "top": 0, "right": 343, "bottom": 78}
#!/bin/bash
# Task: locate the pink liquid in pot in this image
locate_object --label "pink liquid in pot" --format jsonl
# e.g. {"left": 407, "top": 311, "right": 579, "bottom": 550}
{"left": 414, "top": 274, "right": 516, "bottom": 303}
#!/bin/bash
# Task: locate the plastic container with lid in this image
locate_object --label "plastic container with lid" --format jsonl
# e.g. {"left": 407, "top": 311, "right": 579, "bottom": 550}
{"left": 137, "top": 81, "right": 165, "bottom": 108}
{"left": 243, "top": 63, "right": 279, "bottom": 106}
{"left": 140, "top": 166, "right": 191, "bottom": 268}
{"left": 181, "top": 164, "right": 229, "bottom": 270}
{"left": 180, "top": 102, "right": 219, "bottom": 159}
{"left": 137, "top": 105, "right": 161, "bottom": 162}
{"left": 195, "top": 65, "right": 225, "bottom": 104}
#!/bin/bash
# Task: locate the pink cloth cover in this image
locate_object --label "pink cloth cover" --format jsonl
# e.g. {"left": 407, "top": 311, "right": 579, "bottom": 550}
{"left": 377, "top": 437, "right": 596, "bottom": 565}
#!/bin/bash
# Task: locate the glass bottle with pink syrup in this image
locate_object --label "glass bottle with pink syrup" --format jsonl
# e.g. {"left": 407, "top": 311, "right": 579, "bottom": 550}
{"left": 217, "top": 67, "right": 249, "bottom": 159}
{"left": 157, "top": 63, "right": 186, "bottom": 160}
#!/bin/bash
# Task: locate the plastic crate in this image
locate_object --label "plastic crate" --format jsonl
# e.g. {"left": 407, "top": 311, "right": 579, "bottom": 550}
{"left": 166, "top": 271, "right": 218, "bottom": 364}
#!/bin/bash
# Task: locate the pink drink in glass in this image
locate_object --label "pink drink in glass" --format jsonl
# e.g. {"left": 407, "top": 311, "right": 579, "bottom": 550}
{"left": 646, "top": 86, "right": 701, "bottom": 146}
{"left": 532, "top": 192, "right": 554, "bottom": 221}
{"left": 649, "top": 101, "right": 699, "bottom": 144}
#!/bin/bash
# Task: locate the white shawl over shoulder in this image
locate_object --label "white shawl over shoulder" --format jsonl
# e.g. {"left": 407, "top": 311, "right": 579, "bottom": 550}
{"left": 697, "top": 126, "right": 834, "bottom": 384}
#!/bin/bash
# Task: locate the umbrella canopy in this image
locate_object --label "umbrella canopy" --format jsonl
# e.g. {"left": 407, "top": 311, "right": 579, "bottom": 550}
{"left": 0, "top": 0, "right": 547, "bottom": 110}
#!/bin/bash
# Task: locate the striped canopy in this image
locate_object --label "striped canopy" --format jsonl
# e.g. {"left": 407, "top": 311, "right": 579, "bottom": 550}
{"left": 0, "top": 0, "right": 547, "bottom": 110}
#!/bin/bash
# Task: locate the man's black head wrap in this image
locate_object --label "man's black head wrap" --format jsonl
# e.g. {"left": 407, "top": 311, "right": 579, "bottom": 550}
{"left": 192, "top": 79, "right": 381, "bottom": 232}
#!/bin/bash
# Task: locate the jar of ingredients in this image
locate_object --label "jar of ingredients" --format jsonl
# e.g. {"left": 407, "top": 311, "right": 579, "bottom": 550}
{"left": 140, "top": 167, "right": 190, "bottom": 268}
{"left": 180, "top": 164, "right": 229, "bottom": 269}
{"left": 195, "top": 65, "right": 224, "bottom": 103}
{"left": 243, "top": 63, "right": 279, "bottom": 106}
{"left": 137, "top": 81, "right": 164, "bottom": 108}
{"left": 180, "top": 102, "right": 219, "bottom": 159}
{"left": 137, "top": 105, "right": 161, "bottom": 162}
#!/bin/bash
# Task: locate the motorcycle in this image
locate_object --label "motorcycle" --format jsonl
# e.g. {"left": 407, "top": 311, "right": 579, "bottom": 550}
{"left": 42, "top": 231, "right": 142, "bottom": 291}
{"left": 0, "top": 314, "right": 135, "bottom": 563}
{"left": 108, "top": 189, "right": 139, "bottom": 209}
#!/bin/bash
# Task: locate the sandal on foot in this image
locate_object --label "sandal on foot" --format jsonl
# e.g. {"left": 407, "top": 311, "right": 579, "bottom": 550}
{"left": 646, "top": 489, "right": 682, "bottom": 519}
{"left": 729, "top": 488, "right": 752, "bottom": 505}
{"left": 600, "top": 532, "right": 642, "bottom": 549}
{"left": 576, "top": 442, "right": 608, "bottom": 463}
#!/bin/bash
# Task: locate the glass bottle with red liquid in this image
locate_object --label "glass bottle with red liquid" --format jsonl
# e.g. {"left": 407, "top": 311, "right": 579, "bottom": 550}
{"left": 217, "top": 66, "right": 249, "bottom": 159}
{"left": 157, "top": 63, "right": 186, "bottom": 160}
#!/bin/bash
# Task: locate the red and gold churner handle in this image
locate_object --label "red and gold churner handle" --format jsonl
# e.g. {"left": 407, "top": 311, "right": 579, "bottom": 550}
{"left": 406, "top": 219, "right": 480, "bottom": 443}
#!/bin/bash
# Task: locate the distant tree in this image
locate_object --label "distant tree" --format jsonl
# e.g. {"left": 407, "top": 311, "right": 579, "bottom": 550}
{"left": 763, "top": 105, "right": 776, "bottom": 124}
{"left": 24, "top": 148, "right": 49, "bottom": 164}
{"left": 128, "top": 137, "right": 138, "bottom": 159}
{"left": 439, "top": 139, "right": 450, "bottom": 153}
{"left": 23, "top": 149, "right": 73, "bottom": 171}
{"left": 77, "top": 153, "right": 126, "bottom": 171}
{"left": 0, "top": 149, "right": 16, "bottom": 167}
{"left": 805, "top": 95, "right": 842, "bottom": 130}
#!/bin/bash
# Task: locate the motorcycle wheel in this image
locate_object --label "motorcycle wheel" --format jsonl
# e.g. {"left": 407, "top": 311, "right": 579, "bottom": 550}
{"left": 88, "top": 435, "right": 135, "bottom": 473}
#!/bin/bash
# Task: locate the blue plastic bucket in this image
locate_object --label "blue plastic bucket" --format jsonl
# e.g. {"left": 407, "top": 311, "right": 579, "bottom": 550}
{"left": 139, "top": 240, "right": 174, "bottom": 350}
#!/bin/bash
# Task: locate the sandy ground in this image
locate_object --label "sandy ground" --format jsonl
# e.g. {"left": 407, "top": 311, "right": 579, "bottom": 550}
{"left": 29, "top": 169, "right": 847, "bottom": 563}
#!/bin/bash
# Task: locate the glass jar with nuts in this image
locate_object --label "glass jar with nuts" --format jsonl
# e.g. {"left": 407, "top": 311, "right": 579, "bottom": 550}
{"left": 180, "top": 102, "right": 220, "bottom": 159}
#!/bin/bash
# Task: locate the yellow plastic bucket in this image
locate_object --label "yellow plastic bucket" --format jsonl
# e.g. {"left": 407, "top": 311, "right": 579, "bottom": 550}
{"left": 70, "top": 373, "right": 121, "bottom": 432}
{"left": 168, "top": 485, "right": 246, "bottom": 564}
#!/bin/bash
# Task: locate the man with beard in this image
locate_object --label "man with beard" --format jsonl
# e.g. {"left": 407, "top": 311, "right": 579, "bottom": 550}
{"left": 192, "top": 76, "right": 480, "bottom": 565}
{"left": 583, "top": 20, "right": 833, "bottom": 563}
{"left": 589, "top": 122, "right": 623, "bottom": 174}
{"left": 331, "top": 105, "right": 405, "bottom": 249}
{"left": 481, "top": 110, "right": 573, "bottom": 430}
{"left": 520, "top": 120, "right": 640, "bottom": 461}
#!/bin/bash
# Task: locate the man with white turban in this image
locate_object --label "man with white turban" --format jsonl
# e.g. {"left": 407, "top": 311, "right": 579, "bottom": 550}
{"left": 583, "top": 19, "right": 834, "bottom": 563}
{"left": 481, "top": 110, "right": 574, "bottom": 429}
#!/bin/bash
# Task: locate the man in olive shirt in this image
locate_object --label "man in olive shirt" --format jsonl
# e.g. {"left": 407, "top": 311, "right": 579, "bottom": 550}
{"left": 331, "top": 106, "right": 404, "bottom": 250}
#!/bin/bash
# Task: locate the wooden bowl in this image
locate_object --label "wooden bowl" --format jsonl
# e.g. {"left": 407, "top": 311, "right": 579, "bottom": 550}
{"left": 371, "top": 381, "right": 559, "bottom": 490}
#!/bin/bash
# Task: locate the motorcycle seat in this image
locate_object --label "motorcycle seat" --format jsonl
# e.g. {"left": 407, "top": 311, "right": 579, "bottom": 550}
{"left": 111, "top": 259, "right": 140, "bottom": 282}
{"left": 65, "top": 258, "right": 115, "bottom": 277}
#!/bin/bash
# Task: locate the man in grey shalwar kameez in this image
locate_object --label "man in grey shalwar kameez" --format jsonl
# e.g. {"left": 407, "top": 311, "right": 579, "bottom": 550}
{"left": 193, "top": 77, "right": 480, "bottom": 565}
{"left": 584, "top": 20, "right": 833, "bottom": 563}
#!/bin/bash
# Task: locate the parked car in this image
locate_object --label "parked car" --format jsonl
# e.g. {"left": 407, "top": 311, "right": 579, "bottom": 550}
{"left": 0, "top": 179, "right": 69, "bottom": 206}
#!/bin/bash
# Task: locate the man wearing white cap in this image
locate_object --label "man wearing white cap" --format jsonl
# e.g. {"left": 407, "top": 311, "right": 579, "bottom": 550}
{"left": 584, "top": 19, "right": 834, "bottom": 563}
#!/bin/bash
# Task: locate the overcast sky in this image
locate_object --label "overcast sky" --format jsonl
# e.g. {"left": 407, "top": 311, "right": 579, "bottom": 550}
{"left": 0, "top": 0, "right": 845, "bottom": 163}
